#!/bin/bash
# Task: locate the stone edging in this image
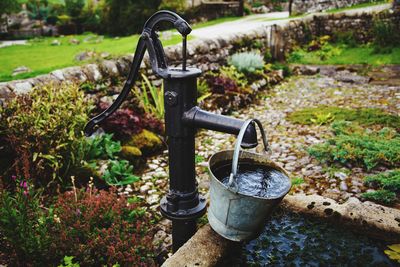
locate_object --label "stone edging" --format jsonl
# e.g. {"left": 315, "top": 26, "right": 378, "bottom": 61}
{"left": 161, "top": 194, "right": 400, "bottom": 267}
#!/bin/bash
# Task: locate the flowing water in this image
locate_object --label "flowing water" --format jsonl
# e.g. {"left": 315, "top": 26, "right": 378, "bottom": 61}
{"left": 213, "top": 162, "right": 291, "bottom": 198}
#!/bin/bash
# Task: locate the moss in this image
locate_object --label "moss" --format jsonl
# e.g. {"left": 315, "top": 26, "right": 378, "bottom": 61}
{"left": 308, "top": 121, "right": 400, "bottom": 170}
{"left": 361, "top": 190, "right": 397, "bottom": 206}
{"left": 125, "top": 129, "right": 163, "bottom": 155}
{"left": 288, "top": 106, "right": 400, "bottom": 129}
{"left": 364, "top": 169, "right": 400, "bottom": 193}
{"left": 120, "top": 146, "right": 142, "bottom": 162}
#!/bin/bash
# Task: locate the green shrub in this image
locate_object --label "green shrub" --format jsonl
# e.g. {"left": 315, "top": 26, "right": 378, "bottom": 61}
{"left": 82, "top": 133, "right": 122, "bottom": 160}
{"left": 219, "top": 65, "right": 248, "bottom": 88}
{"left": 361, "top": 190, "right": 396, "bottom": 205}
{"left": 133, "top": 74, "right": 164, "bottom": 120}
{"left": 228, "top": 52, "right": 264, "bottom": 73}
{"left": 0, "top": 82, "right": 93, "bottom": 189}
{"left": 372, "top": 19, "right": 400, "bottom": 54}
{"left": 364, "top": 170, "right": 400, "bottom": 192}
{"left": 102, "top": 160, "right": 140, "bottom": 186}
{"left": 288, "top": 106, "right": 400, "bottom": 129}
{"left": 333, "top": 31, "right": 357, "bottom": 48}
{"left": 308, "top": 121, "right": 400, "bottom": 170}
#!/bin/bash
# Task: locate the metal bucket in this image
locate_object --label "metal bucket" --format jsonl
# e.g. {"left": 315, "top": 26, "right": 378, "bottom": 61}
{"left": 207, "top": 119, "right": 291, "bottom": 242}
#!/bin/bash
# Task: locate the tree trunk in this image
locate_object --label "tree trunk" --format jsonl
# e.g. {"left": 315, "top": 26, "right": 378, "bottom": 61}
{"left": 238, "top": 0, "right": 244, "bottom": 16}
{"left": 288, "top": 0, "right": 294, "bottom": 16}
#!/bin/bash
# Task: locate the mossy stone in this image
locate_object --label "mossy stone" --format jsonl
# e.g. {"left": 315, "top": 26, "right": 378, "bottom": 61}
{"left": 125, "top": 129, "right": 163, "bottom": 155}
{"left": 120, "top": 145, "right": 142, "bottom": 161}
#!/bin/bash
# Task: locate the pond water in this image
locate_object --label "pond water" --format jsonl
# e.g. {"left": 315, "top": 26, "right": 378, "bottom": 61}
{"left": 227, "top": 210, "right": 394, "bottom": 267}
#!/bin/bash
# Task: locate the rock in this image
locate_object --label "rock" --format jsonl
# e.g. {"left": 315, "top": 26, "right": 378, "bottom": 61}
{"left": 69, "top": 38, "right": 80, "bottom": 45}
{"left": 82, "top": 64, "right": 103, "bottom": 82}
{"left": 75, "top": 51, "right": 92, "bottom": 61}
{"left": 126, "top": 129, "right": 163, "bottom": 155}
{"left": 147, "top": 194, "right": 160, "bottom": 205}
{"left": 50, "top": 69, "right": 65, "bottom": 81}
{"left": 251, "top": 5, "right": 270, "bottom": 13}
{"left": 162, "top": 225, "right": 234, "bottom": 267}
{"left": 13, "top": 81, "right": 32, "bottom": 95}
{"left": 334, "top": 172, "right": 348, "bottom": 181}
{"left": 51, "top": 39, "right": 61, "bottom": 46}
{"left": 282, "top": 194, "right": 400, "bottom": 242}
{"left": 120, "top": 145, "right": 142, "bottom": 162}
{"left": 100, "top": 52, "right": 110, "bottom": 58}
{"left": 12, "top": 66, "right": 31, "bottom": 76}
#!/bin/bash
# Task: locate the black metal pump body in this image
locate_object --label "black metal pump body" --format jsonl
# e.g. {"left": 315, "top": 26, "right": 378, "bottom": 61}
{"left": 84, "top": 10, "right": 258, "bottom": 252}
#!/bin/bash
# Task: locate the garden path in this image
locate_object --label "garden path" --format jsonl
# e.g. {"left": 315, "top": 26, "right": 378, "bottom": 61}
{"left": 190, "top": 3, "right": 391, "bottom": 39}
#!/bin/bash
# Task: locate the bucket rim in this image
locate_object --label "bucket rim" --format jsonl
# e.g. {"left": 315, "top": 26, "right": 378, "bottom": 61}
{"left": 208, "top": 150, "right": 292, "bottom": 201}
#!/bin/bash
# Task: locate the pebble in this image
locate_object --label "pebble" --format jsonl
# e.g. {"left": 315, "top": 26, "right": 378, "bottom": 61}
{"left": 140, "top": 185, "right": 150, "bottom": 194}
{"left": 334, "top": 172, "right": 348, "bottom": 181}
{"left": 339, "top": 181, "right": 348, "bottom": 191}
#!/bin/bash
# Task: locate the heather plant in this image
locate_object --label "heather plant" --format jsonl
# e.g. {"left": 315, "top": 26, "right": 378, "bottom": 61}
{"left": 0, "top": 82, "right": 93, "bottom": 189}
{"left": 0, "top": 176, "right": 53, "bottom": 265}
{"left": 308, "top": 121, "right": 400, "bottom": 170}
{"left": 228, "top": 52, "right": 264, "bottom": 73}
{"left": 51, "top": 187, "right": 155, "bottom": 266}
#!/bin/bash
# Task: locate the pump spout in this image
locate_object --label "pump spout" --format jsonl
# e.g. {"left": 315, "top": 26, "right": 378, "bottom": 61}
{"left": 182, "top": 107, "right": 259, "bottom": 148}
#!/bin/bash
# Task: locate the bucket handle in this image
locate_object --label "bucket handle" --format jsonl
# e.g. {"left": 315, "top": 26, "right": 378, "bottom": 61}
{"left": 227, "top": 119, "right": 269, "bottom": 188}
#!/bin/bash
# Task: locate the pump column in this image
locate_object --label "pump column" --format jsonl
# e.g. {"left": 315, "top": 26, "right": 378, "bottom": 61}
{"left": 160, "top": 68, "right": 206, "bottom": 252}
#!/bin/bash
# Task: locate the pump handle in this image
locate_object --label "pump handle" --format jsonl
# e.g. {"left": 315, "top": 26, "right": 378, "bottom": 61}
{"left": 84, "top": 11, "right": 191, "bottom": 136}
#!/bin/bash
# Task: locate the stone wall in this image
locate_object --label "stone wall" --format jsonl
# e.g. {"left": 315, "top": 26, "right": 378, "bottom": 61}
{"left": 273, "top": 9, "right": 399, "bottom": 57}
{"left": 1, "top": 8, "right": 398, "bottom": 104}
{"left": 292, "top": 0, "right": 374, "bottom": 14}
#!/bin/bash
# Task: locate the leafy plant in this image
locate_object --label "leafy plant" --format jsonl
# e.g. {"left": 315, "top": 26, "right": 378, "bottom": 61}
{"left": 83, "top": 133, "right": 121, "bottom": 160}
{"left": 220, "top": 66, "right": 249, "bottom": 88}
{"left": 103, "top": 160, "right": 139, "bottom": 186}
{"left": 308, "top": 121, "right": 400, "bottom": 170}
{"left": 0, "top": 176, "right": 53, "bottom": 265}
{"left": 58, "top": 256, "right": 80, "bottom": 267}
{"left": 361, "top": 190, "right": 396, "bottom": 205}
{"left": 228, "top": 51, "right": 264, "bottom": 73}
{"left": 364, "top": 170, "right": 400, "bottom": 192}
{"left": 0, "top": 82, "right": 93, "bottom": 190}
{"left": 133, "top": 74, "right": 164, "bottom": 120}
{"left": 291, "top": 177, "right": 304, "bottom": 186}
{"left": 310, "top": 112, "right": 335, "bottom": 126}
{"left": 384, "top": 244, "right": 400, "bottom": 263}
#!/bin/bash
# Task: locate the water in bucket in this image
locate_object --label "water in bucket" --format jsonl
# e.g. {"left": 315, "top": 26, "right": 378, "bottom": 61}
{"left": 213, "top": 161, "right": 291, "bottom": 198}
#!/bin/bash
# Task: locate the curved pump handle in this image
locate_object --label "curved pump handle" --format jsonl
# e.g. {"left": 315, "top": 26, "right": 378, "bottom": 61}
{"left": 84, "top": 11, "right": 191, "bottom": 136}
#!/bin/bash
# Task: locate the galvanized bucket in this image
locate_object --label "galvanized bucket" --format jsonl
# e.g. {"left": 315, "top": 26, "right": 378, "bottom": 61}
{"left": 207, "top": 119, "right": 291, "bottom": 242}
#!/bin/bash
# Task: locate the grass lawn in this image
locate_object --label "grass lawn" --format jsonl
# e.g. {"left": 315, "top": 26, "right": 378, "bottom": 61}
{"left": 290, "top": 45, "right": 400, "bottom": 65}
{"left": 0, "top": 33, "right": 186, "bottom": 82}
{"left": 326, "top": 0, "right": 390, "bottom": 13}
{"left": 0, "top": 16, "right": 243, "bottom": 82}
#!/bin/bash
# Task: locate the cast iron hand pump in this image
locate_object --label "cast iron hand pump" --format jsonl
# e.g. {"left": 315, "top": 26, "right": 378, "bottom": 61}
{"left": 84, "top": 10, "right": 260, "bottom": 251}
